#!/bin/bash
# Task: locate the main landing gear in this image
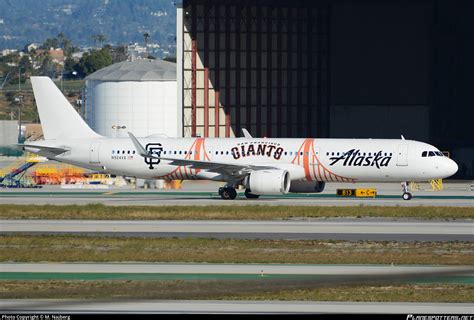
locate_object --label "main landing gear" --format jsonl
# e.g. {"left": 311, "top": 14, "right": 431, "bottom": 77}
{"left": 219, "top": 186, "right": 237, "bottom": 200}
{"left": 401, "top": 182, "right": 412, "bottom": 200}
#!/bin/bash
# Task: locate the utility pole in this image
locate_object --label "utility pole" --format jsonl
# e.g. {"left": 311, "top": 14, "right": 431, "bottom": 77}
{"left": 15, "top": 95, "right": 23, "bottom": 143}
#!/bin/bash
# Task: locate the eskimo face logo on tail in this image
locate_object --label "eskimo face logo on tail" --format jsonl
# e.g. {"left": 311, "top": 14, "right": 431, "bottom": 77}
{"left": 329, "top": 149, "right": 392, "bottom": 169}
{"left": 145, "top": 143, "right": 163, "bottom": 169}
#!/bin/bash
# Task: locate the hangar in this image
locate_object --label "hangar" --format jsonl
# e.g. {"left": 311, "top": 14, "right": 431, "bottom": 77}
{"left": 175, "top": 0, "right": 474, "bottom": 179}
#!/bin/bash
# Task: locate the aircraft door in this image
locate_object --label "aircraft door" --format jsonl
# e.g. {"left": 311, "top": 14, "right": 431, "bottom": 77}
{"left": 89, "top": 142, "right": 101, "bottom": 164}
{"left": 396, "top": 144, "right": 408, "bottom": 166}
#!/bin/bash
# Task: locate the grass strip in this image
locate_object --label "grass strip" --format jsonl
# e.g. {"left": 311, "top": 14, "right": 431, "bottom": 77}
{"left": 0, "top": 204, "right": 473, "bottom": 220}
{"left": 1, "top": 235, "right": 473, "bottom": 265}
{"left": 0, "top": 280, "right": 471, "bottom": 302}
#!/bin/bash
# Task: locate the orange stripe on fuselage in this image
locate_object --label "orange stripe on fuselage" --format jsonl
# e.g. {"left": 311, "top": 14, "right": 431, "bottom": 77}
{"left": 303, "top": 138, "right": 312, "bottom": 181}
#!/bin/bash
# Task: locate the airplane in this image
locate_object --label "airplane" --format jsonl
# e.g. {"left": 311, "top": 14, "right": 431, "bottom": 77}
{"left": 19, "top": 76, "right": 458, "bottom": 200}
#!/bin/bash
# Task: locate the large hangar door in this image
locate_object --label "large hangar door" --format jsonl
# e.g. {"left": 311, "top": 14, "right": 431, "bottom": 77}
{"left": 180, "top": 1, "right": 330, "bottom": 138}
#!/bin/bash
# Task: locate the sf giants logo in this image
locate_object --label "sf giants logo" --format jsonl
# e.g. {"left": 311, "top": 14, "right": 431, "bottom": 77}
{"left": 145, "top": 143, "right": 163, "bottom": 169}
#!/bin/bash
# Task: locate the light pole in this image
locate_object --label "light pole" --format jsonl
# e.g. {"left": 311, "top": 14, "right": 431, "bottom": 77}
{"left": 18, "top": 66, "right": 23, "bottom": 91}
{"left": 15, "top": 95, "right": 23, "bottom": 143}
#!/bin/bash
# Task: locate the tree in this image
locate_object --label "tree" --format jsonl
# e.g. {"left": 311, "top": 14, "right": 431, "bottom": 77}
{"left": 92, "top": 34, "right": 107, "bottom": 47}
{"left": 110, "top": 44, "right": 129, "bottom": 63}
{"left": 143, "top": 32, "right": 150, "bottom": 58}
{"left": 143, "top": 32, "right": 150, "bottom": 46}
{"left": 39, "top": 55, "right": 55, "bottom": 77}
{"left": 64, "top": 56, "right": 76, "bottom": 73}
{"left": 18, "top": 55, "right": 32, "bottom": 75}
{"left": 42, "top": 38, "right": 59, "bottom": 50}
{"left": 74, "top": 48, "right": 112, "bottom": 77}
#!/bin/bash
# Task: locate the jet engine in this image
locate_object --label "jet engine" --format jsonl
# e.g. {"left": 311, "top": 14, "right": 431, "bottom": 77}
{"left": 289, "top": 180, "right": 326, "bottom": 193}
{"left": 246, "top": 169, "right": 291, "bottom": 195}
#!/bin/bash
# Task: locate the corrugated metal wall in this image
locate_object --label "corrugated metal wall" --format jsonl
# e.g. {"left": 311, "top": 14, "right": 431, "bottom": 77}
{"left": 180, "top": 0, "right": 330, "bottom": 138}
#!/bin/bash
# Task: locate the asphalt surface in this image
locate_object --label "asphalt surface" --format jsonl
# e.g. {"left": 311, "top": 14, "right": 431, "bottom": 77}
{"left": 0, "top": 190, "right": 473, "bottom": 207}
{"left": 2, "top": 219, "right": 472, "bottom": 241}
{"left": 2, "top": 263, "right": 472, "bottom": 276}
{"left": 2, "top": 300, "right": 473, "bottom": 314}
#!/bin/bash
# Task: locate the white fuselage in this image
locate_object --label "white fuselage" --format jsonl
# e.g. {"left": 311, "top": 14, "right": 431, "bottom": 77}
{"left": 27, "top": 136, "right": 458, "bottom": 184}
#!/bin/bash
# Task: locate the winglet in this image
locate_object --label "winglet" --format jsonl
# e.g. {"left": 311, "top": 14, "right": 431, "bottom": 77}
{"left": 128, "top": 132, "right": 154, "bottom": 158}
{"left": 242, "top": 128, "right": 253, "bottom": 139}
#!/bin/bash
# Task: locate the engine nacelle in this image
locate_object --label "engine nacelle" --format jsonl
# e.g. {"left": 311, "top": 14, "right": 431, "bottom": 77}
{"left": 247, "top": 169, "right": 291, "bottom": 195}
{"left": 289, "top": 180, "right": 326, "bottom": 193}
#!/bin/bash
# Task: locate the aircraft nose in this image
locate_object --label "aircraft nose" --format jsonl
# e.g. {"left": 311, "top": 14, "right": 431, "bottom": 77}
{"left": 443, "top": 158, "right": 458, "bottom": 177}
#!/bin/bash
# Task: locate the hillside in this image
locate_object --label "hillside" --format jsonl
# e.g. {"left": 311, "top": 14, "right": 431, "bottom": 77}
{"left": 0, "top": 0, "right": 176, "bottom": 51}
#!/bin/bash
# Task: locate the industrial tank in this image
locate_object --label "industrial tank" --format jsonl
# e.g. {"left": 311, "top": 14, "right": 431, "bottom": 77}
{"left": 85, "top": 59, "right": 179, "bottom": 138}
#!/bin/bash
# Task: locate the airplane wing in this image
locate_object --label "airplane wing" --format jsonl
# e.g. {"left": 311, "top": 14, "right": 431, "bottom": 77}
{"left": 128, "top": 132, "right": 275, "bottom": 176}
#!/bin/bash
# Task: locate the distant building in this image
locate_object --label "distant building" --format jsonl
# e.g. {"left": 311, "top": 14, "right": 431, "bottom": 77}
{"left": 1, "top": 49, "right": 17, "bottom": 56}
{"left": 23, "top": 43, "right": 38, "bottom": 53}
{"left": 48, "top": 48, "right": 64, "bottom": 65}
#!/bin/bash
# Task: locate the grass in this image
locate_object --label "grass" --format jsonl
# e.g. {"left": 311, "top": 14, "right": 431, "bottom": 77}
{"left": 0, "top": 280, "right": 471, "bottom": 302}
{"left": 0, "top": 204, "right": 473, "bottom": 220}
{"left": 1, "top": 235, "right": 473, "bottom": 265}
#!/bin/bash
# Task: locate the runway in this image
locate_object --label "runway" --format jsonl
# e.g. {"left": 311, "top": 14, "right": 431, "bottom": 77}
{"left": 0, "top": 190, "right": 473, "bottom": 207}
{"left": 2, "top": 219, "right": 472, "bottom": 241}
{"left": 1, "top": 263, "right": 472, "bottom": 276}
{"left": 2, "top": 300, "right": 473, "bottom": 314}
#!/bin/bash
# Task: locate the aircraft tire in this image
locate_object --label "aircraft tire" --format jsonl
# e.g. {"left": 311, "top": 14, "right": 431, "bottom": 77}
{"left": 220, "top": 186, "right": 237, "bottom": 200}
{"left": 402, "top": 192, "right": 412, "bottom": 200}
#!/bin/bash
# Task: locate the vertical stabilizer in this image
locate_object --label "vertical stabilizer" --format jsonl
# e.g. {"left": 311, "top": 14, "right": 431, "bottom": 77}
{"left": 31, "top": 76, "right": 100, "bottom": 139}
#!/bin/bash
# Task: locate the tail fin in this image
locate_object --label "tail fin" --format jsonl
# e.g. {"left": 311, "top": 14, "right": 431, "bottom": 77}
{"left": 31, "top": 76, "right": 100, "bottom": 139}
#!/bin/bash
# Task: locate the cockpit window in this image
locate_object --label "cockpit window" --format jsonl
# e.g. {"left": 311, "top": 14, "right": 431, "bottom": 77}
{"left": 422, "top": 150, "right": 444, "bottom": 157}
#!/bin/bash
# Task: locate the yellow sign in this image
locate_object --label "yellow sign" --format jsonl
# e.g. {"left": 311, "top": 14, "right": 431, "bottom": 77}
{"left": 337, "top": 188, "right": 377, "bottom": 197}
{"left": 355, "top": 189, "right": 377, "bottom": 197}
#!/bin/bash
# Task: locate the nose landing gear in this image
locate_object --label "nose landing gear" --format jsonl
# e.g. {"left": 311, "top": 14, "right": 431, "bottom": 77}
{"left": 401, "top": 182, "right": 412, "bottom": 200}
{"left": 218, "top": 186, "right": 237, "bottom": 200}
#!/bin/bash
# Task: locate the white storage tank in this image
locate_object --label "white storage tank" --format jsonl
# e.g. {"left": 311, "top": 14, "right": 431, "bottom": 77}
{"left": 85, "top": 59, "right": 179, "bottom": 138}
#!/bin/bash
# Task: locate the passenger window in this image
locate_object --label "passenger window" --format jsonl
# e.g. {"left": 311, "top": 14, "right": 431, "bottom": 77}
{"left": 422, "top": 151, "right": 427, "bottom": 157}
